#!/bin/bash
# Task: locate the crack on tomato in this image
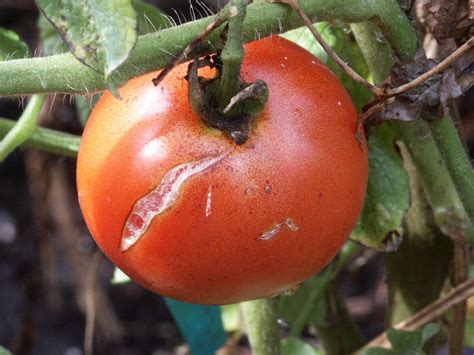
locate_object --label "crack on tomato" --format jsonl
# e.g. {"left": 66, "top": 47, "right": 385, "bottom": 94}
{"left": 257, "top": 218, "right": 299, "bottom": 241}
{"left": 120, "top": 152, "right": 228, "bottom": 252}
{"left": 205, "top": 186, "right": 213, "bottom": 217}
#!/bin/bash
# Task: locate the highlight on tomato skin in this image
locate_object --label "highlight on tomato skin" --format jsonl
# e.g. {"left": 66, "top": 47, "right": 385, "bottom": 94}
{"left": 76, "top": 36, "right": 368, "bottom": 305}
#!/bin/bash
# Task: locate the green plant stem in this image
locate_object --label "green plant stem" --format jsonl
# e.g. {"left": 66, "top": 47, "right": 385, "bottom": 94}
{"left": 350, "top": 21, "right": 394, "bottom": 83}
{"left": 0, "top": 0, "right": 416, "bottom": 96}
{"left": 430, "top": 116, "right": 474, "bottom": 223}
{"left": 0, "top": 117, "right": 80, "bottom": 157}
{"left": 397, "top": 121, "right": 470, "bottom": 236}
{"left": 351, "top": 21, "right": 470, "bottom": 236}
{"left": 0, "top": 95, "right": 45, "bottom": 161}
{"left": 217, "top": 0, "right": 247, "bottom": 109}
{"left": 241, "top": 298, "right": 281, "bottom": 355}
{"left": 353, "top": 17, "right": 471, "bottom": 354}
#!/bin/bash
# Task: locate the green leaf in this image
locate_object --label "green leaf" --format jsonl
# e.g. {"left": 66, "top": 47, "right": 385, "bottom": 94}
{"left": 0, "top": 27, "right": 29, "bottom": 60}
{"left": 0, "top": 346, "right": 12, "bottom": 355}
{"left": 280, "top": 273, "right": 329, "bottom": 329}
{"left": 281, "top": 337, "right": 323, "bottom": 355}
{"left": 111, "top": 267, "right": 131, "bottom": 284}
{"left": 359, "top": 347, "right": 394, "bottom": 355}
{"left": 132, "top": 0, "right": 171, "bottom": 35}
{"left": 283, "top": 23, "right": 372, "bottom": 111}
{"left": 280, "top": 242, "right": 358, "bottom": 335}
{"left": 36, "top": 0, "right": 138, "bottom": 79}
{"left": 360, "top": 324, "right": 440, "bottom": 355}
{"left": 37, "top": 13, "right": 67, "bottom": 55}
{"left": 37, "top": 13, "right": 101, "bottom": 126}
{"left": 387, "top": 323, "right": 439, "bottom": 353}
{"left": 352, "top": 123, "right": 409, "bottom": 250}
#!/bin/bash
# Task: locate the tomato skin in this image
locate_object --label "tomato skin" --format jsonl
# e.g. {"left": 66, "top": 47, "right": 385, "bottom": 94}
{"left": 77, "top": 37, "right": 368, "bottom": 305}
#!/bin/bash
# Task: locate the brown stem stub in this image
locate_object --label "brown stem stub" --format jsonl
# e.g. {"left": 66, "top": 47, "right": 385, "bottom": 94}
{"left": 186, "top": 55, "right": 268, "bottom": 145}
{"left": 223, "top": 80, "right": 268, "bottom": 114}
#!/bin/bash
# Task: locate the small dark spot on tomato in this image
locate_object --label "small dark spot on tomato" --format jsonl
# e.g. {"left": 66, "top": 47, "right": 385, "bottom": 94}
{"left": 319, "top": 192, "right": 323, "bottom": 198}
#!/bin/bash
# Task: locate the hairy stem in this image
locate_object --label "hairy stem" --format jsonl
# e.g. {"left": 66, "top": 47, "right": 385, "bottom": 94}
{"left": 0, "top": 117, "right": 80, "bottom": 157}
{"left": 217, "top": 0, "right": 247, "bottom": 109}
{"left": 397, "top": 120, "right": 469, "bottom": 236}
{"left": 430, "top": 116, "right": 474, "bottom": 223}
{"left": 352, "top": 16, "right": 471, "bottom": 355}
{"left": 397, "top": 120, "right": 470, "bottom": 355}
{"left": 350, "top": 21, "right": 394, "bottom": 83}
{"left": 241, "top": 298, "right": 281, "bottom": 355}
{"left": 0, "top": 0, "right": 416, "bottom": 96}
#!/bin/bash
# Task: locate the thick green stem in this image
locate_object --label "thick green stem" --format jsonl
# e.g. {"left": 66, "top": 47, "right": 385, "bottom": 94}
{"left": 397, "top": 120, "right": 470, "bottom": 237}
{"left": 430, "top": 116, "right": 474, "bottom": 223}
{"left": 350, "top": 21, "right": 394, "bottom": 83}
{"left": 352, "top": 16, "right": 471, "bottom": 354}
{"left": 397, "top": 121, "right": 469, "bottom": 355}
{"left": 0, "top": 117, "right": 80, "bottom": 157}
{"left": 0, "top": 95, "right": 45, "bottom": 161}
{"left": 241, "top": 298, "right": 281, "bottom": 355}
{"left": 0, "top": 0, "right": 416, "bottom": 96}
{"left": 217, "top": 0, "right": 247, "bottom": 109}
{"left": 351, "top": 20, "right": 470, "bottom": 236}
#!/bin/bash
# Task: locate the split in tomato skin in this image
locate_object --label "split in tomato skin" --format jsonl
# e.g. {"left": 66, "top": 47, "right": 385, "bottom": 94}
{"left": 76, "top": 36, "right": 368, "bottom": 305}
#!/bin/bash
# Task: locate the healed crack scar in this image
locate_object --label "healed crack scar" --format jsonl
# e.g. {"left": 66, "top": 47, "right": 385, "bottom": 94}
{"left": 120, "top": 151, "right": 228, "bottom": 251}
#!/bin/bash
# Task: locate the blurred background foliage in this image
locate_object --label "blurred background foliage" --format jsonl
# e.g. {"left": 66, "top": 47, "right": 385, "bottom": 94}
{"left": 1, "top": 0, "right": 473, "bottom": 354}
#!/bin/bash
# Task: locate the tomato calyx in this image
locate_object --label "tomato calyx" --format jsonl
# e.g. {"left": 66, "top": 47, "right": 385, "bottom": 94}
{"left": 186, "top": 54, "right": 269, "bottom": 145}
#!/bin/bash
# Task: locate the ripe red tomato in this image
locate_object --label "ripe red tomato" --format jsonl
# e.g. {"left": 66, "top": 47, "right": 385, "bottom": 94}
{"left": 77, "top": 37, "right": 368, "bottom": 305}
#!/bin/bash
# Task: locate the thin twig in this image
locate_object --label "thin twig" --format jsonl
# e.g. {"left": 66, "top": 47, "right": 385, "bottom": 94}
{"left": 273, "top": 0, "right": 382, "bottom": 95}
{"left": 384, "top": 36, "right": 474, "bottom": 97}
{"left": 360, "top": 278, "right": 474, "bottom": 351}
{"left": 355, "top": 97, "right": 396, "bottom": 141}
{"left": 275, "top": 1, "right": 473, "bottom": 102}
{"left": 358, "top": 97, "right": 396, "bottom": 124}
{"left": 84, "top": 251, "right": 103, "bottom": 355}
{"left": 448, "top": 237, "right": 470, "bottom": 355}
{"left": 152, "top": 5, "right": 234, "bottom": 86}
